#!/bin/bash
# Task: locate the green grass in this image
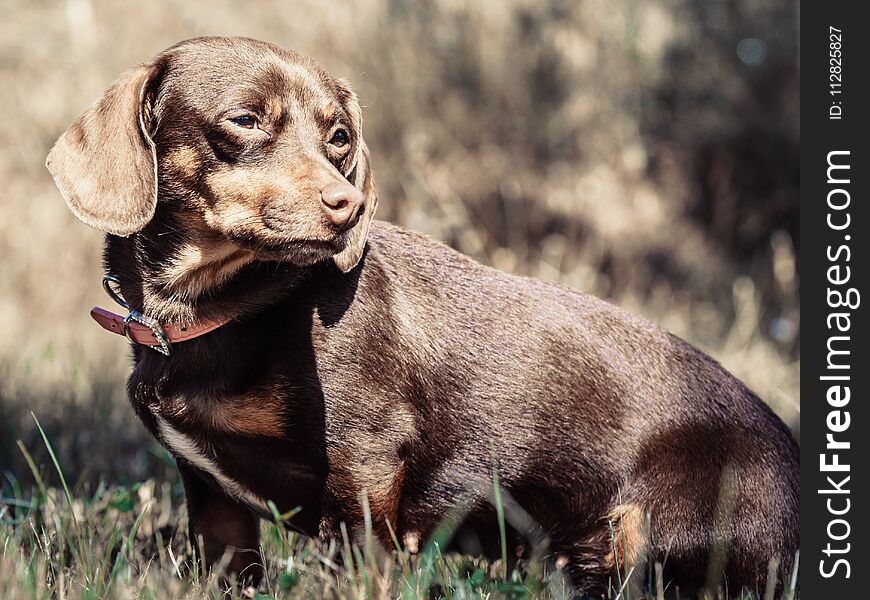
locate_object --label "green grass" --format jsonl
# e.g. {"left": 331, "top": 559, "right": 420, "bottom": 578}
{"left": 0, "top": 421, "right": 798, "bottom": 600}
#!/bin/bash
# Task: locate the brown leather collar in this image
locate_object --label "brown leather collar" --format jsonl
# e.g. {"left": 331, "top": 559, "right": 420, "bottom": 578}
{"left": 91, "top": 274, "right": 230, "bottom": 356}
{"left": 90, "top": 306, "right": 230, "bottom": 353}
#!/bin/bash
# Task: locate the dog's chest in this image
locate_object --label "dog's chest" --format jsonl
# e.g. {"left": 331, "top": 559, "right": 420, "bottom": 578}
{"left": 144, "top": 391, "right": 328, "bottom": 529}
{"left": 154, "top": 414, "right": 271, "bottom": 512}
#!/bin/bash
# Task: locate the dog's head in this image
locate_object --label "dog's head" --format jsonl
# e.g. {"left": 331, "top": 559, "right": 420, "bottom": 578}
{"left": 46, "top": 37, "right": 377, "bottom": 273}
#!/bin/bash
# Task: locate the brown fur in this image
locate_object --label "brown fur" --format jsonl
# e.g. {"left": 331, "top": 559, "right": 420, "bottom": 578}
{"left": 183, "top": 468, "right": 264, "bottom": 585}
{"left": 46, "top": 37, "right": 799, "bottom": 597}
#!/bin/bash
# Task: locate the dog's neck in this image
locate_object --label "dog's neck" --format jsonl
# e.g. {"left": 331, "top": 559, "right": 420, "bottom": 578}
{"left": 103, "top": 206, "right": 309, "bottom": 326}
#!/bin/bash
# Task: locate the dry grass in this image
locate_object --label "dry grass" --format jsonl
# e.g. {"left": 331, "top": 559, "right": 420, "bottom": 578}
{"left": 1, "top": 0, "right": 798, "bottom": 598}
{"left": 0, "top": 420, "right": 798, "bottom": 599}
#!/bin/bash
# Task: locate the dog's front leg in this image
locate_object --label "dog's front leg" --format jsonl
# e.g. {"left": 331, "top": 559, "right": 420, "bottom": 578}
{"left": 318, "top": 453, "right": 406, "bottom": 550}
{"left": 178, "top": 463, "right": 264, "bottom": 587}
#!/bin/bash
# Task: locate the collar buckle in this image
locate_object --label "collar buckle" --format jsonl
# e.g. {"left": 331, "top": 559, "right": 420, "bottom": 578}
{"left": 103, "top": 275, "right": 172, "bottom": 356}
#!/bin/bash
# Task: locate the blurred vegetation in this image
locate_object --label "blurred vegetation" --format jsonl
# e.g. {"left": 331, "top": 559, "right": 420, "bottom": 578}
{"left": 1, "top": 0, "right": 797, "bottom": 521}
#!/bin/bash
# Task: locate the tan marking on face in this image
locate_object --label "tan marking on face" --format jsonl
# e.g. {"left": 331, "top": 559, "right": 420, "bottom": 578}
{"left": 204, "top": 202, "right": 261, "bottom": 234}
{"left": 320, "top": 101, "right": 336, "bottom": 123}
{"left": 203, "top": 164, "right": 339, "bottom": 245}
{"left": 605, "top": 503, "right": 648, "bottom": 571}
{"left": 162, "top": 145, "right": 200, "bottom": 179}
{"left": 202, "top": 171, "right": 282, "bottom": 228}
{"left": 265, "top": 95, "right": 283, "bottom": 121}
{"left": 204, "top": 169, "right": 271, "bottom": 203}
{"left": 197, "top": 175, "right": 268, "bottom": 236}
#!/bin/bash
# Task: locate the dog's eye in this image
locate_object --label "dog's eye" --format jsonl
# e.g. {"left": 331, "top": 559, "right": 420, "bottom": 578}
{"left": 329, "top": 129, "right": 349, "bottom": 148}
{"left": 230, "top": 115, "right": 258, "bottom": 129}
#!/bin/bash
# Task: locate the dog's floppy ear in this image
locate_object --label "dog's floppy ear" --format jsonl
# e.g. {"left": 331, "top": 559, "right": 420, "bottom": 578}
{"left": 46, "top": 64, "right": 161, "bottom": 236}
{"left": 332, "top": 81, "right": 378, "bottom": 273}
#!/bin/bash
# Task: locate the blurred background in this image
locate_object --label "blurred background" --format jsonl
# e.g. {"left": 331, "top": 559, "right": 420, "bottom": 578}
{"left": 0, "top": 0, "right": 799, "bottom": 489}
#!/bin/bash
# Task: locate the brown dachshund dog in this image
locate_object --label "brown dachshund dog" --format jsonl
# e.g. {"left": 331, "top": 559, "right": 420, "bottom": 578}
{"left": 46, "top": 37, "right": 799, "bottom": 595}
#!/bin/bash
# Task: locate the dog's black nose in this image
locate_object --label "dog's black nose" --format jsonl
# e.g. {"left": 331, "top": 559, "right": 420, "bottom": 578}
{"left": 320, "top": 182, "right": 364, "bottom": 230}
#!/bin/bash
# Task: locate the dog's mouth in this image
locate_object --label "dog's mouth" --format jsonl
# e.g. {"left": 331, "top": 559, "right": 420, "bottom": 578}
{"left": 229, "top": 233, "right": 348, "bottom": 264}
